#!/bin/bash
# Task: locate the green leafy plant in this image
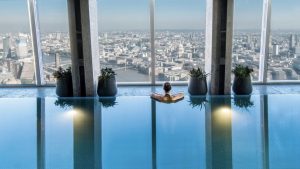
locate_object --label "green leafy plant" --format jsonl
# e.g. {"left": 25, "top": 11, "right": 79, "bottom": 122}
{"left": 98, "top": 67, "right": 116, "bottom": 80}
{"left": 53, "top": 67, "right": 72, "bottom": 79}
{"left": 189, "top": 67, "right": 209, "bottom": 79}
{"left": 232, "top": 64, "right": 253, "bottom": 78}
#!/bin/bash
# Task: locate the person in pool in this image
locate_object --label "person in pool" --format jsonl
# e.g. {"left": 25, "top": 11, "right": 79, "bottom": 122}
{"left": 150, "top": 82, "right": 184, "bottom": 102}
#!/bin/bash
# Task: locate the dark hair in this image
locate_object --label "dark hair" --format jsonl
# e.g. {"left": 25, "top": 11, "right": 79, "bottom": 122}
{"left": 163, "top": 82, "right": 172, "bottom": 93}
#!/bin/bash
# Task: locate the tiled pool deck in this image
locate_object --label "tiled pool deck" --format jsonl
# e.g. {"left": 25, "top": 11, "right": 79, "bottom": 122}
{"left": 0, "top": 84, "right": 300, "bottom": 97}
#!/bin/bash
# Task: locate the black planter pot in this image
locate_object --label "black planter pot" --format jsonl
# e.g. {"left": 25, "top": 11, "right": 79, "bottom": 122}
{"left": 232, "top": 76, "right": 253, "bottom": 95}
{"left": 188, "top": 77, "right": 207, "bottom": 95}
{"left": 56, "top": 76, "right": 73, "bottom": 97}
{"left": 97, "top": 77, "right": 117, "bottom": 97}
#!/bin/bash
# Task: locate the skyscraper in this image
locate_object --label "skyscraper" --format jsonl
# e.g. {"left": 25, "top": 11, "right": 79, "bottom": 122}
{"left": 289, "top": 34, "right": 296, "bottom": 51}
{"left": 55, "top": 52, "right": 61, "bottom": 68}
{"left": 178, "top": 43, "right": 184, "bottom": 58}
{"left": 16, "top": 40, "right": 28, "bottom": 58}
{"left": 272, "top": 44, "right": 279, "bottom": 56}
{"left": 3, "top": 37, "right": 11, "bottom": 58}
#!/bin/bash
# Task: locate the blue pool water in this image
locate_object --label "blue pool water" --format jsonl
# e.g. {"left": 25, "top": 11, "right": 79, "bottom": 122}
{"left": 0, "top": 95, "right": 299, "bottom": 169}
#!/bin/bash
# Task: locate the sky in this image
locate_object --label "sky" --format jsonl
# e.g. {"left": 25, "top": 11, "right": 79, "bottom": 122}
{"left": 0, "top": 0, "right": 300, "bottom": 33}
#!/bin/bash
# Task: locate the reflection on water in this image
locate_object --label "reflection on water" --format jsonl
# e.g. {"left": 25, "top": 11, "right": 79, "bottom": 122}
{"left": 0, "top": 95, "right": 300, "bottom": 168}
{"left": 233, "top": 95, "right": 254, "bottom": 110}
{"left": 98, "top": 97, "right": 117, "bottom": 108}
{"left": 188, "top": 96, "right": 208, "bottom": 110}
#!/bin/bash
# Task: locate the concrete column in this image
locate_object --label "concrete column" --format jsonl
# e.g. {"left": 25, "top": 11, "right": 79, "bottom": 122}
{"left": 27, "top": 0, "right": 44, "bottom": 85}
{"left": 205, "top": 0, "right": 234, "bottom": 95}
{"left": 259, "top": 0, "right": 272, "bottom": 83}
{"left": 67, "top": 0, "right": 100, "bottom": 96}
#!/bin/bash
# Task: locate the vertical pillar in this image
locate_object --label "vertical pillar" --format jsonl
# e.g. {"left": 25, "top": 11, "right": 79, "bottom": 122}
{"left": 259, "top": 0, "right": 272, "bottom": 83}
{"left": 67, "top": 0, "right": 100, "bottom": 96}
{"left": 27, "top": 0, "right": 44, "bottom": 85}
{"left": 205, "top": 0, "right": 234, "bottom": 95}
{"left": 150, "top": 0, "right": 156, "bottom": 85}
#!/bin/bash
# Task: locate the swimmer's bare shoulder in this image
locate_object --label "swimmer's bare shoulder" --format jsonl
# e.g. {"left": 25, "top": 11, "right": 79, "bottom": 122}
{"left": 150, "top": 93, "right": 163, "bottom": 100}
{"left": 172, "top": 92, "right": 184, "bottom": 100}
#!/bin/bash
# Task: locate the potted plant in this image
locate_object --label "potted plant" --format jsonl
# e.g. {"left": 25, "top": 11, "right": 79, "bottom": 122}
{"left": 188, "top": 67, "right": 208, "bottom": 95}
{"left": 53, "top": 67, "right": 73, "bottom": 97}
{"left": 97, "top": 68, "right": 117, "bottom": 97}
{"left": 232, "top": 64, "right": 253, "bottom": 95}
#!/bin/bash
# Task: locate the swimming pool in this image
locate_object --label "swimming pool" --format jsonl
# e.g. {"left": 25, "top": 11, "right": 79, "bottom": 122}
{"left": 0, "top": 95, "right": 299, "bottom": 169}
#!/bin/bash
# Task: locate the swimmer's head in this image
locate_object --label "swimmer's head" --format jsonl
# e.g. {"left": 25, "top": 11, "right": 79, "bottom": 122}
{"left": 163, "top": 82, "right": 172, "bottom": 93}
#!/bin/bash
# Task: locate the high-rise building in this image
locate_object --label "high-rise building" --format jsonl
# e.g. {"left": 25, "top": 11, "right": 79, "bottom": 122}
{"left": 104, "top": 33, "right": 108, "bottom": 41}
{"left": 178, "top": 43, "right": 184, "bottom": 58}
{"left": 16, "top": 40, "right": 28, "bottom": 58}
{"left": 3, "top": 36, "right": 11, "bottom": 58}
{"left": 293, "top": 56, "right": 300, "bottom": 74}
{"left": 272, "top": 44, "right": 279, "bottom": 56}
{"left": 295, "top": 46, "right": 300, "bottom": 57}
{"left": 56, "top": 33, "right": 61, "bottom": 40}
{"left": 55, "top": 53, "right": 61, "bottom": 68}
{"left": 289, "top": 34, "right": 297, "bottom": 51}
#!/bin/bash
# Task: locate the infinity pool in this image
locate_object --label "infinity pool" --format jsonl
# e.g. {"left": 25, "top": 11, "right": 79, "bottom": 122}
{"left": 0, "top": 95, "right": 299, "bottom": 169}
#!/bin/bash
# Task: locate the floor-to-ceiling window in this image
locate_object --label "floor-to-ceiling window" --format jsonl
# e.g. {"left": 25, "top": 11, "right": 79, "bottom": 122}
{"left": 2, "top": 0, "right": 300, "bottom": 86}
{"left": 38, "top": 0, "right": 71, "bottom": 84}
{"left": 0, "top": 0, "right": 36, "bottom": 85}
{"left": 98, "top": 0, "right": 151, "bottom": 83}
{"left": 155, "top": 0, "right": 206, "bottom": 82}
{"left": 232, "top": 0, "right": 263, "bottom": 82}
{"left": 268, "top": 0, "right": 300, "bottom": 81}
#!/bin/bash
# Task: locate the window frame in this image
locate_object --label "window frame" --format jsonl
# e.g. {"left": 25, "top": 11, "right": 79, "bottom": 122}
{"left": 1, "top": 0, "right": 300, "bottom": 87}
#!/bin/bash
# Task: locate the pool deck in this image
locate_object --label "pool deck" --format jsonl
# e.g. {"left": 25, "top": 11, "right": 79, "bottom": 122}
{"left": 0, "top": 84, "right": 300, "bottom": 97}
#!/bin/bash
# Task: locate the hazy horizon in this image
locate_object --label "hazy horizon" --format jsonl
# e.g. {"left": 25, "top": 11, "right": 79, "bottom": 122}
{"left": 0, "top": 0, "right": 300, "bottom": 33}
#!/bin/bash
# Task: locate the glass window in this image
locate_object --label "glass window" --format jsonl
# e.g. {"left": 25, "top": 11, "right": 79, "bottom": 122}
{"left": 232, "top": 0, "right": 263, "bottom": 81}
{"left": 0, "top": 0, "right": 36, "bottom": 85}
{"left": 268, "top": 0, "right": 300, "bottom": 81}
{"left": 155, "top": 0, "right": 206, "bottom": 82}
{"left": 99, "top": 0, "right": 151, "bottom": 83}
{"left": 38, "top": 0, "right": 71, "bottom": 84}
